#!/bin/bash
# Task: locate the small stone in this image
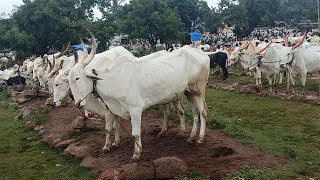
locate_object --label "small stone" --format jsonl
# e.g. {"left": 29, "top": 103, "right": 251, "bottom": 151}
{"left": 43, "top": 134, "right": 57, "bottom": 145}
{"left": 55, "top": 139, "right": 75, "bottom": 150}
{"left": 98, "top": 170, "right": 115, "bottom": 180}
{"left": 25, "top": 121, "right": 36, "bottom": 130}
{"left": 21, "top": 107, "right": 31, "bottom": 119}
{"left": 64, "top": 143, "right": 91, "bottom": 159}
{"left": 53, "top": 138, "right": 62, "bottom": 146}
{"left": 153, "top": 157, "right": 188, "bottom": 179}
{"left": 71, "top": 116, "right": 86, "bottom": 130}
{"left": 34, "top": 125, "right": 44, "bottom": 131}
{"left": 45, "top": 97, "right": 54, "bottom": 106}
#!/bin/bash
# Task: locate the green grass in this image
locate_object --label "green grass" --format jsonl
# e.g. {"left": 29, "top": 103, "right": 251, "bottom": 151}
{"left": 0, "top": 105, "right": 98, "bottom": 179}
{"left": 216, "top": 67, "right": 320, "bottom": 92}
{"left": 203, "top": 88, "right": 320, "bottom": 179}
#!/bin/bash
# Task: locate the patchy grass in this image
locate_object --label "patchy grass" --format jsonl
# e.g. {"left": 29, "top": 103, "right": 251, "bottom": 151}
{"left": 215, "top": 66, "right": 320, "bottom": 92}
{"left": 0, "top": 107, "right": 98, "bottom": 179}
{"left": 202, "top": 88, "right": 320, "bottom": 179}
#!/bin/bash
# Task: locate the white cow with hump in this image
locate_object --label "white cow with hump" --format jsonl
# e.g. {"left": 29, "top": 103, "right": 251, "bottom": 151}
{"left": 68, "top": 32, "right": 209, "bottom": 159}
{"left": 229, "top": 42, "right": 263, "bottom": 85}
{"left": 53, "top": 44, "right": 186, "bottom": 151}
{"left": 279, "top": 33, "right": 320, "bottom": 92}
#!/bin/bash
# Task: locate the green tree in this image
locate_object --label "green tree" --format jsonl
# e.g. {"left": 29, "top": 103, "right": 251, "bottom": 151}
{"left": 119, "top": 0, "right": 183, "bottom": 46}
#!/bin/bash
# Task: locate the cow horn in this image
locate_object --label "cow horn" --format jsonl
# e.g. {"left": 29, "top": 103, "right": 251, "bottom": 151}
{"left": 285, "top": 34, "right": 289, "bottom": 47}
{"left": 49, "top": 55, "right": 56, "bottom": 73}
{"left": 48, "top": 57, "right": 53, "bottom": 72}
{"left": 80, "top": 37, "right": 88, "bottom": 57}
{"left": 292, "top": 33, "right": 307, "bottom": 49}
{"left": 81, "top": 30, "right": 97, "bottom": 67}
{"left": 258, "top": 41, "right": 272, "bottom": 54}
{"left": 240, "top": 41, "right": 250, "bottom": 51}
{"left": 56, "top": 43, "right": 71, "bottom": 58}
{"left": 71, "top": 48, "right": 79, "bottom": 64}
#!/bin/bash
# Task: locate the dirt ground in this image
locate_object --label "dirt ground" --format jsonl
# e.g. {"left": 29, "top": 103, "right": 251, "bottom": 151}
{"left": 35, "top": 99, "right": 286, "bottom": 179}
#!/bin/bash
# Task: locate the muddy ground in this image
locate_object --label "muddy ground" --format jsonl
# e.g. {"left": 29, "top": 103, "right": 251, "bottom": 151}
{"left": 32, "top": 98, "right": 285, "bottom": 179}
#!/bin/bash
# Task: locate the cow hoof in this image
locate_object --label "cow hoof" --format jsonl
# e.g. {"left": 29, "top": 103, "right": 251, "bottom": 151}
{"left": 197, "top": 138, "right": 204, "bottom": 144}
{"left": 102, "top": 146, "right": 111, "bottom": 152}
{"left": 132, "top": 154, "right": 140, "bottom": 160}
{"left": 158, "top": 131, "right": 167, "bottom": 137}
{"left": 178, "top": 130, "right": 186, "bottom": 136}
{"left": 112, "top": 142, "right": 120, "bottom": 148}
{"left": 187, "top": 137, "right": 195, "bottom": 143}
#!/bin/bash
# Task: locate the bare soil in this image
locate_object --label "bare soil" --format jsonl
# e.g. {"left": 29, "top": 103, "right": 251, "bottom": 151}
{"left": 37, "top": 101, "right": 286, "bottom": 179}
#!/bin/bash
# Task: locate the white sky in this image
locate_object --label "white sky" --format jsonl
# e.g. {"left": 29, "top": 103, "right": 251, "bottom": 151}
{"left": 0, "top": 0, "right": 219, "bottom": 18}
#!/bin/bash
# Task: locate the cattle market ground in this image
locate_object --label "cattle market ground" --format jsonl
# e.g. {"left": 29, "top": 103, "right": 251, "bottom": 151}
{"left": 0, "top": 69, "right": 320, "bottom": 179}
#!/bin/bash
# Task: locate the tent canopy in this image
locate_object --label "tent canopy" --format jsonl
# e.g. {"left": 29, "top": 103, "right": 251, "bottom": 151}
{"left": 189, "top": 32, "right": 201, "bottom": 41}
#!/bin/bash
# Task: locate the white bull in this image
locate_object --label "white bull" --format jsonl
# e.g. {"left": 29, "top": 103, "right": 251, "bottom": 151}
{"left": 68, "top": 32, "right": 209, "bottom": 159}
{"left": 280, "top": 34, "right": 320, "bottom": 92}
{"left": 54, "top": 46, "right": 186, "bottom": 150}
{"left": 229, "top": 42, "right": 262, "bottom": 85}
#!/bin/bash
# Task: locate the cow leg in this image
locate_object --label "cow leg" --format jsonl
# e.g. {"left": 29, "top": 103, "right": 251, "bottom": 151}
{"left": 112, "top": 118, "right": 120, "bottom": 147}
{"left": 103, "top": 110, "right": 115, "bottom": 151}
{"left": 220, "top": 65, "right": 229, "bottom": 81}
{"left": 194, "top": 96, "right": 207, "bottom": 143}
{"left": 159, "top": 104, "right": 171, "bottom": 136}
{"left": 267, "top": 75, "right": 273, "bottom": 93}
{"left": 175, "top": 99, "right": 185, "bottom": 134}
{"left": 185, "top": 93, "right": 199, "bottom": 143}
{"left": 300, "top": 73, "right": 307, "bottom": 94}
{"left": 279, "top": 72, "right": 283, "bottom": 84}
{"left": 129, "top": 108, "right": 143, "bottom": 160}
{"left": 84, "top": 110, "right": 90, "bottom": 118}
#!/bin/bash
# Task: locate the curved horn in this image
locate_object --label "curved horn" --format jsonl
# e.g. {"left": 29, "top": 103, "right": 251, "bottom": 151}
{"left": 56, "top": 42, "right": 71, "bottom": 58}
{"left": 240, "top": 41, "right": 250, "bottom": 51}
{"left": 80, "top": 37, "right": 88, "bottom": 57}
{"left": 258, "top": 41, "right": 272, "bottom": 54}
{"left": 81, "top": 30, "right": 97, "bottom": 66}
{"left": 292, "top": 33, "right": 307, "bottom": 49}
{"left": 47, "top": 57, "right": 53, "bottom": 72}
{"left": 285, "top": 34, "right": 289, "bottom": 47}
{"left": 49, "top": 55, "right": 56, "bottom": 73}
{"left": 71, "top": 48, "right": 79, "bottom": 64}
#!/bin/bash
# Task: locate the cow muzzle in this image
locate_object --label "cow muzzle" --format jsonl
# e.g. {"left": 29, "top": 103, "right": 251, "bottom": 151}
{"left": 54, "top": 101, "right": 62, "bottom": 107}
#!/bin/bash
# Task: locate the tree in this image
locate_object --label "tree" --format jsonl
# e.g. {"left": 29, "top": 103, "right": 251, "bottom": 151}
{"left": 119, "top": 0, "right": 183, "bottom": 46}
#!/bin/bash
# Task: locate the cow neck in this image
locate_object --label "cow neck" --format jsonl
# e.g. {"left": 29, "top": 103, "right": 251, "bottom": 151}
{"left": 90, "top": 69, "right": 113, "bottom": 115}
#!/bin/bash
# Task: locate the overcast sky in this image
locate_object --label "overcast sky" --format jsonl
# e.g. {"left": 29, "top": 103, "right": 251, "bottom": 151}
{"left": 0, "top": 0, "right": 219, "bottom": 17}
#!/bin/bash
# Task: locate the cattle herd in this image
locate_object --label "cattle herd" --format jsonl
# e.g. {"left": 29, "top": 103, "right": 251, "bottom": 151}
{"left": 1, "top": 30, "right": 317, "bottom": 159}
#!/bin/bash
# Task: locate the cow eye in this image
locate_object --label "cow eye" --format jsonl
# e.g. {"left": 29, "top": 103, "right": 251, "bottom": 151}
{"left": 55, "top": 84, "right": 59, "bottom": 86}
{"left": 76, "top": 77, "right": 80, "bottom": 81}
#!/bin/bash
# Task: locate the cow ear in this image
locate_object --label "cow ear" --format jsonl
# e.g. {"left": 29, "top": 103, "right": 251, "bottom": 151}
{"left": 85, "top": 72, "right": 103, "bottom": 80}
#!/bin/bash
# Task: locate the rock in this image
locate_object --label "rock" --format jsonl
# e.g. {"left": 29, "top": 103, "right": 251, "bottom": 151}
{"left": 53, "top": 138, "right": 62, "bottom": 146}
{"left": 72, "top": 117, "right": 104, "bottom": 130}
{"left": 16, "top": 98, "right": 31, "bottom": 104}
{"left": 80, "top": 156, "right": 100, "bottom": 170}
{"left": 45, "top": 97, "right": 54, "bottom": 106}
{"left": 22, "top": 89, "right": 50, "bottom": 98}
{"left": 98, "top": 170, "right": 116, "bottom": 180}
{"left": 21, "top": 107, "right": 31, "bottom": 119}
{"left": 43, "top": 134, "right": 57, "bottom": 145}
{"left": 25, "top": 121, "right": 36, "bottom": 130}
{"left": 118, "top": 163, "right": 154, "bottom": 179}
{"left": 39, "top": 130, "right": 46, "bottom": 135}
{"left": 64, "top": 143, "right": 91, "bottom": 159}
{"left": 153, "top": 157, "right": 187, "bottom": 179}
{"left": 34, "top": 125, "right": 44, "bottom": 131}
{"left": 55, "top": 139, "right": 75, "bottom": 150}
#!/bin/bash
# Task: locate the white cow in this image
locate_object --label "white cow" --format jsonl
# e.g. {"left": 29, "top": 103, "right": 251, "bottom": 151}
{"left": 279, "top": 34, "right": 320, "bottom": 91}
{"left": 53, "top": 46, "right": 186, "bottom": 150}
{"left": 229, "top": 42, "right": 263, "bottom": 85}
{"left": 68, "top": 32, "right": 209, "bottom": 159}
{"left": 247, "top": 42, "right": 287, "bottom": 92}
